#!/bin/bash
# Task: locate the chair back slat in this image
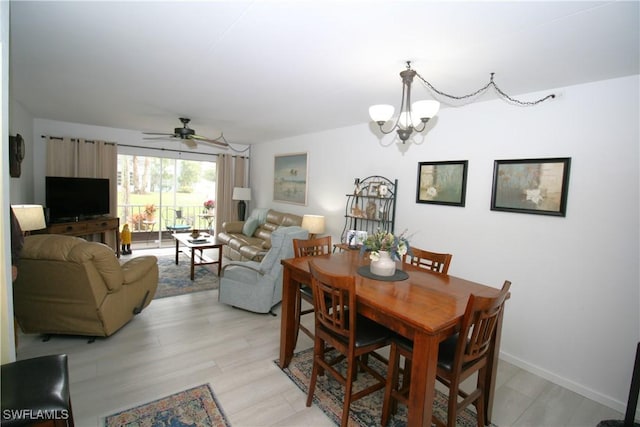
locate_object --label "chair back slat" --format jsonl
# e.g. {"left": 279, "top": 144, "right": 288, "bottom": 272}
{"left": 404, "top": 246, "right": 452, "bottom": 274}
{"left": 293, "top": 236, "right": 332, "bottom": 258}
{"left": 309, "top": 260, "right": 355, "bottom": 341}
{"left": 459, "top": 280, "right": 511, "bottom": 366}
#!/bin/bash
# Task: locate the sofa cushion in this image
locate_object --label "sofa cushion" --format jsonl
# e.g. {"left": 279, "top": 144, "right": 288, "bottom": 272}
{"left": 242, "top": 218, "right": 259, "bottom": 237}
{"left": 220, "top": 209, "right": 303, "bottom": 261}
{"left": 239, "top": 245, "right": 268, "bottom": 260}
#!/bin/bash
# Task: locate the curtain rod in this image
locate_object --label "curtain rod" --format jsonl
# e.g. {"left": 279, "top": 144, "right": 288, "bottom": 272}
{"left": 41, "top": 135, "right": 114, "bottom": 145}
{"left": 115, "top": 142, "right": 248, "bottom": 159}
{"left": 42, "top": 136, "right": 248, "bottom": 159}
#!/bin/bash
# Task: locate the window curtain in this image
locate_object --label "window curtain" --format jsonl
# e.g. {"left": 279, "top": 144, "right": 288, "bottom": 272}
{"left": 215, "top": 154, "right": 248, "bottom": 233}
{"left": 45, "top": 137, "right": 118, "bottom": 247}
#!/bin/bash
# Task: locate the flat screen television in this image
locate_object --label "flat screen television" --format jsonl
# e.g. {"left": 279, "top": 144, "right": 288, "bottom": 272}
{"left": 46, "top": 176, "right": 110, "bottom": 223}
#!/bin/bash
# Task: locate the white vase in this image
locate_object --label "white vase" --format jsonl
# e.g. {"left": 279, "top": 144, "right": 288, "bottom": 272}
{"left": 370, "top": 250, "right": 396, "bottom": 277}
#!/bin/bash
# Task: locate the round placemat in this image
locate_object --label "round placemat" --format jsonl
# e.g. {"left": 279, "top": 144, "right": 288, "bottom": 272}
{"left": 357, "top": 266, "right": 409, "bottom": 281}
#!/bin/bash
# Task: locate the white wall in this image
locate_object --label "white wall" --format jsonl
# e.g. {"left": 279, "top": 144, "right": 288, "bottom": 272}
{"left": 251, "top": 75, "right": 640, "bottom": 413}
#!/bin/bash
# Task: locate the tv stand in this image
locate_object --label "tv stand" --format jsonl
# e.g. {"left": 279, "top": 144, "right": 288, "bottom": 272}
{"left": 46, "top": 217, "right": 120, "bottom": 258}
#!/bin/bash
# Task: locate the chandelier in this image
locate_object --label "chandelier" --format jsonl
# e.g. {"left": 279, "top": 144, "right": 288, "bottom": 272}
{"left": 369, "top": 61, "right": 556, "bottom": 144}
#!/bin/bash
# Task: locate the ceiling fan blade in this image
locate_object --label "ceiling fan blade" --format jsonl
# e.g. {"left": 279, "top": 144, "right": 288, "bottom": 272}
{"left": 191, "top": 134, "right": 229, "bottom": 147}
{"left": 143, "top": 136, "right": 176, "bottom": 141}
{"left": 143, "top": 132, "right": 176, "bottom": 136}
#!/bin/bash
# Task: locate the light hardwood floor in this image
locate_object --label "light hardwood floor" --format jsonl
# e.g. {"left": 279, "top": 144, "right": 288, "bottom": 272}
{"left": 16, "top": 248, "right": 624, "bottom": 427}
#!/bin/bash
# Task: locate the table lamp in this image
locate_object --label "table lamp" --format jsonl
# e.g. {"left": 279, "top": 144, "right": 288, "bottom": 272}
{"left": 11, "top": 204, "right": 46, "bottom": 235}
{"left": 302, "top": 214, "right": 325, "bottom": 239}
{"left": 232, "top": 187, "right": 252, "bottom": 221}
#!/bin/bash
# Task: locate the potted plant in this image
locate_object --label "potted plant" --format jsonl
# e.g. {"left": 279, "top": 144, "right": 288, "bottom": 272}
{"left": 360, "top": 229, "right": 411, "bottom": 276}
{"left": 144, "top": 204, "right": 157, "bottom": 221}
{"left": 204, "top": 199, "right": 215, "bottom": 214}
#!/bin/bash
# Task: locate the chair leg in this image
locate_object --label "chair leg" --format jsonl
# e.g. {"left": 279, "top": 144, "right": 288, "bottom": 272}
{"left": 476, "top": 366, "right": 487, "bottom": 427}
{"left": 342, "top": 357, "right": 355, "bottom": 427}
{"left": 306, "top": 338, "right": 324, "bottom": 407}
{"left": 476, "top": 393, "right": 486, "bottom": 427}
{"left": 293, "top": 286, "right": 302, "bottom": 346}
{"left": 447, "top": 379, "right": 460, "bottom": 427}
{"left": 381, "top": 342, "right": 401, "bottom": 426}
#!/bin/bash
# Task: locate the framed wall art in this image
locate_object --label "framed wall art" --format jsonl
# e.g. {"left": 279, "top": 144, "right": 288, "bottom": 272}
{"left": 273, "top": 152, "right": 308, "bottom": 205}
{"left": 9, "top": 133, "right": 25, "bottom": 178}
{"left": 416, "top": 160, "right": 468, "bottom": 206}
{"left": 491, "top": 157, "right": 571, "bottom": 216}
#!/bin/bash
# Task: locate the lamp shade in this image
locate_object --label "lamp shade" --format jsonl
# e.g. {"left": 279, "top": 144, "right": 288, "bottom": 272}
{"left": 11, "top": 204, "right": 46, "bottom": 232}
{"left": 369, "top": 104, "right": 395, "bottom": 123}
{"left": 302, "top": 215, "right": 325, "bottom": 235}
{"left": 412, "top": 99, "right": 440, "bottom": 119}
{"left": 232, "top": 187, "right": 252, "bottom": 201}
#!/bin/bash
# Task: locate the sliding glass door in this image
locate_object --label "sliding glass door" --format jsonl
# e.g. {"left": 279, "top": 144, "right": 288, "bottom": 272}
{"left": 117, "top": 154, "right": 216, "bottom": 248}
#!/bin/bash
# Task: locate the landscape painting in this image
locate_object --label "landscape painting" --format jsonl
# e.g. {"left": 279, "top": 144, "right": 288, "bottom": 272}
{"left": 274, "top": 153, "right": 308, "bottom": 205}
{"left": 416, "top": 160, "right": 468, "bottom": 206}
{"left": 491, "top": 157, "right": 571, "bottom": 216}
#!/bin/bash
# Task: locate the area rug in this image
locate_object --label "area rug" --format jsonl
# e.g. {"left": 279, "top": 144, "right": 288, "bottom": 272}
{"left": 276, "top": 347, "right": 497, "bottom": 427}
{"left": 104, "top": 384, "right": 231, "bottom": 427}
{"left": 155, "top": 254, "right": 219, "bottom": 299}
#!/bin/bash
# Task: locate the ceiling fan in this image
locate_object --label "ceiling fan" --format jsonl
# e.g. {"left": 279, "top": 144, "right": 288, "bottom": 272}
{"left": 143, "top": 117, "right": 228, "bottom": 149}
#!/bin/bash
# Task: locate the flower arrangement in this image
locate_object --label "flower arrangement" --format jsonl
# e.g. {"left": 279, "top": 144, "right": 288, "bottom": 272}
{"left": 144, "top": 204, "right": 157, "bottom": 218}
{"left": 204, "top": 200, "right": 215, "bottom": 210}
{"left": 360, "top": 229, "right": 411, "bottom": 261}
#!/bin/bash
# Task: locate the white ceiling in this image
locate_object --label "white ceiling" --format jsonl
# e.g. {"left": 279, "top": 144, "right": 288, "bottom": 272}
{"left": 9, "top": 1, "right": 639, "bottom": 145}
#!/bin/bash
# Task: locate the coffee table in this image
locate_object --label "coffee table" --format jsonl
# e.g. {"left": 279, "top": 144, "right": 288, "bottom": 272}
{"left": 172, "top": 233, "right": 223, "bottom": 280}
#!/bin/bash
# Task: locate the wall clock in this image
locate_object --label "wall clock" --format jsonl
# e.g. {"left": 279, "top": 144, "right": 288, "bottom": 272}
{"left": 9, "top": 133, "right": 25, "bottom": 178}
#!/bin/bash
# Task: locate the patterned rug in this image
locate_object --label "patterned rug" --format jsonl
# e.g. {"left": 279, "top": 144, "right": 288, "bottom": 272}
{"left": 276, "top": 347, "right": 497, "bottom": 427}
{"left": 104, "top": 384, "right": 230, "bottom": 427}
{"left": 155, "top": 253, "right": 219, "bottom": 299}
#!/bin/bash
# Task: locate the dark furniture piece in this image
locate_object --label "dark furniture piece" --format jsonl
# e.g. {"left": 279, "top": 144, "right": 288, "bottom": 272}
{"left": 1, "top": 354, "right": 74, "bottom": 427}
{"left": 341, "top": 175, "right": 397, "bottom": 244}
{"left": 45, "top": 216, "right": 120, "bottom": 257}
{"left": 597, "top": 342, "right": 640, "bottom": 427}
{"left": 306, "top": 260, "right": 392, "bottom": 427}
{"left": 403, "top": 246, "right": 453, "bottom": 274}
{"left": 382, "top": 281, "right": 512, "bottom": 427}
{"left": 279, "top": 250, "right": 509, "bottom": 426}
{"left": 292, "top": 236, "right": 332, "bottom": 343}
{"left": 173, "top": 232, "right": 223, "bottom": 279}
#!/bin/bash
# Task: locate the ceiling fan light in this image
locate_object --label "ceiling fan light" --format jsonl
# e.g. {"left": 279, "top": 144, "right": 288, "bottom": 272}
{"left": 412, "top": 100, "right": 440, "bottom": 120}
{"left": 369, "top": 104, "right": 394, "bottom": 124}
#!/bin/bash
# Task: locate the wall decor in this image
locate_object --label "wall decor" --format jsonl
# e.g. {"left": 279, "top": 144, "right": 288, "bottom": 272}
{"left": 416, "top": 160, "right": 468, "bottom": 206}
{"left": 491, "top": 157, "right": 571, "bottom": 216}
{"left": 9, "top": 133, "right": 25, "bottom": 178}
{"left": 273, "top": 152, "right": 308, "bottom": 205}
{"left": 368, "top": 182, "right": 380, "bottom": 197}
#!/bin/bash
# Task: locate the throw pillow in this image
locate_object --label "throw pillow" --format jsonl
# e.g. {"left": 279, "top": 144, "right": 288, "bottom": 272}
{"left": 242, "top": 218, "right": 259, "bottom": 237}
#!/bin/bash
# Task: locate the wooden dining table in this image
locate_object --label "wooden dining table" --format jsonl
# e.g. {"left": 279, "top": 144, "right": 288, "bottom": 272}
{"left": 279, "top": 250, "right": 507, "bottom": 427}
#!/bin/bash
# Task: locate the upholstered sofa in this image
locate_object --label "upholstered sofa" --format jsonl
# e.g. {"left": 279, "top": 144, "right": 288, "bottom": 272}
{"left": 216, "top": 208, "right": 303, "bottom": 261}
{"left": 13, "top": 234, "right": 158, "bottom": 338}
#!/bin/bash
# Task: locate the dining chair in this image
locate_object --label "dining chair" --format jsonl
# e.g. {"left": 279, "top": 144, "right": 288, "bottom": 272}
{"left": 381, "top": 280, "right": 511, "bottom": 427}
{"left": 292, "top": 236, "right": 332, "bottom": 343}
{"left": 306, "top": 260, "right": 392, "bottom": 427}
{"left": 403, "top": 246, "right": 452, "bottom": 274}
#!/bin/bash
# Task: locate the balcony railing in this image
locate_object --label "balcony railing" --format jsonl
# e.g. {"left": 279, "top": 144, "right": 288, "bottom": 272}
{"left": 117, "top": 204, "right": 215, "bottom": 233}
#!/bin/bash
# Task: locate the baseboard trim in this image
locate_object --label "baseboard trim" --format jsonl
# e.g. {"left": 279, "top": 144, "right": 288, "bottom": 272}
{"left": 499, "top": 350, "right": 628, "bottom": 415}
